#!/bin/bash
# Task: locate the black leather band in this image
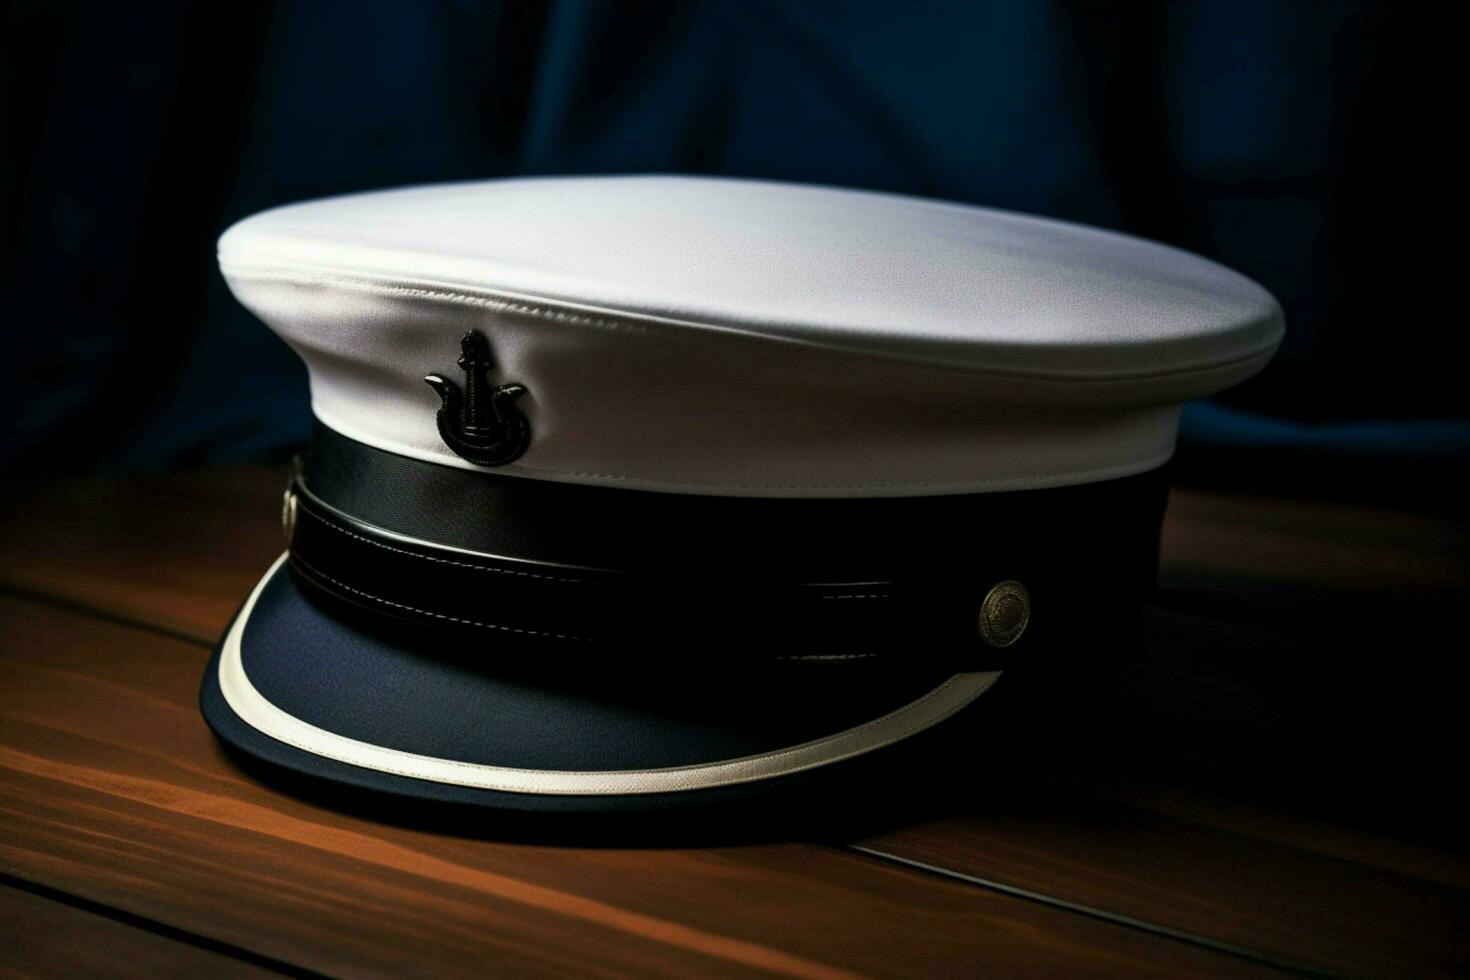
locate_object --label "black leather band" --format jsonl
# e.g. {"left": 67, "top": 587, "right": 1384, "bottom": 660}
{"left": 287, "top": 472, "right": 1002, "bottom": 664}
{"left": 286, "top": 422, "right": 1169, "bottom": 665}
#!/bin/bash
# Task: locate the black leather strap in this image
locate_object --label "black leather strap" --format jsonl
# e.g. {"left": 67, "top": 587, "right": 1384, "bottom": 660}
{"left": 285, "top": 422, "right": 1169, "bottom": 665}
{"left": 287, "top": 472, "right": 1001, "bottom": 664}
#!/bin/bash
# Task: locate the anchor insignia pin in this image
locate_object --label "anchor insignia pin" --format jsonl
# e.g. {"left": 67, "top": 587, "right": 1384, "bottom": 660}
{"left": 424, "top": 330, "right": 531, "bottom": 466}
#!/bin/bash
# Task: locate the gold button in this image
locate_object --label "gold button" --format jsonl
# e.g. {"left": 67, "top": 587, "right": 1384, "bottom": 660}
{"left": 978, "top": 580, "right": 1029, "bottom": 648}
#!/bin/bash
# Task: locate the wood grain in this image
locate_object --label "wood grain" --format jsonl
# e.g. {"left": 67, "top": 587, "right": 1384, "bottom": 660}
{"left": 854, "top": 798, "right": 1470, "bottom": 979}
{"left": 0, "top": 466, "right": 287, "bottom": 643}
{"left": 0, "top": 595, "right": 1282, "bottom": 978}
{"left": 0, "top": 883, "right": 277, "bottom": 979}
{"left": 1066, "top": 777, "right": 1470, "bottom": 891}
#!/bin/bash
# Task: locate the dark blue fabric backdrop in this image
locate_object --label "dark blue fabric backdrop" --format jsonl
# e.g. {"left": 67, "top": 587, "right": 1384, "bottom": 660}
{"left": 3, "top": 1, "right": 1464, "bottom": 500}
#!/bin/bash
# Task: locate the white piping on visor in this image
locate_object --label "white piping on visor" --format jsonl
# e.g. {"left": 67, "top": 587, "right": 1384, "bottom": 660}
{"left": 218, "top": 554, "right": 1001, "bottom": 796}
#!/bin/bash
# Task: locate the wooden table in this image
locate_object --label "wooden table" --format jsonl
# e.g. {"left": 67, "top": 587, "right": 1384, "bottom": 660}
{"left": 1, "top": 466, "right": 1466, "bottom": 978}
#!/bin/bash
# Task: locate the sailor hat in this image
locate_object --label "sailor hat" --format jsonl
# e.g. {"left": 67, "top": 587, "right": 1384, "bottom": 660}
{"left": 202, "top": 175, "right": 1282, "bottom": 814}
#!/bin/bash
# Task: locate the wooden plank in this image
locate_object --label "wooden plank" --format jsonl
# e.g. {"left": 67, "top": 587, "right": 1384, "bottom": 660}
{"left": 1066, "top": 776, "right": 1470, "bottom": 892}
{"left": 0, "top": 595, "right": 1283, "bottom": 979}
{"left": 5, "top": 467, "right": 1467, "bottom": 974}
{"left": 0, "top": 881, "right": 277, "bottom": 979}
{"left": 0, "top": 466, "right": 287, "bottom": 643}
{"left": 853, "top": 793, "right": 1470, "bottom": 979}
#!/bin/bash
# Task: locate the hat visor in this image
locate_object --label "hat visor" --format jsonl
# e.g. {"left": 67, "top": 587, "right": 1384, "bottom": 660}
{"left": 202, "top": 554, "right": 1001, "bottom": 814}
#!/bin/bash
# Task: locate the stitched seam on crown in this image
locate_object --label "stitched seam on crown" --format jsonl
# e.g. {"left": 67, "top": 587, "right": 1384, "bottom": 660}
{"left": 290, "top": 553, "right": 594, "bottom": 642}
{"left": 223, "top": 266, "right": 1283, "bottom": 383}
{"left": 818, "top": 594, "right": 889, "bottom": 600}
{"left": 226, "top": 268, "right": 660, "bottom": 334}
{"left": 297, "top": 504, "right": 592, "bottom": 585}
